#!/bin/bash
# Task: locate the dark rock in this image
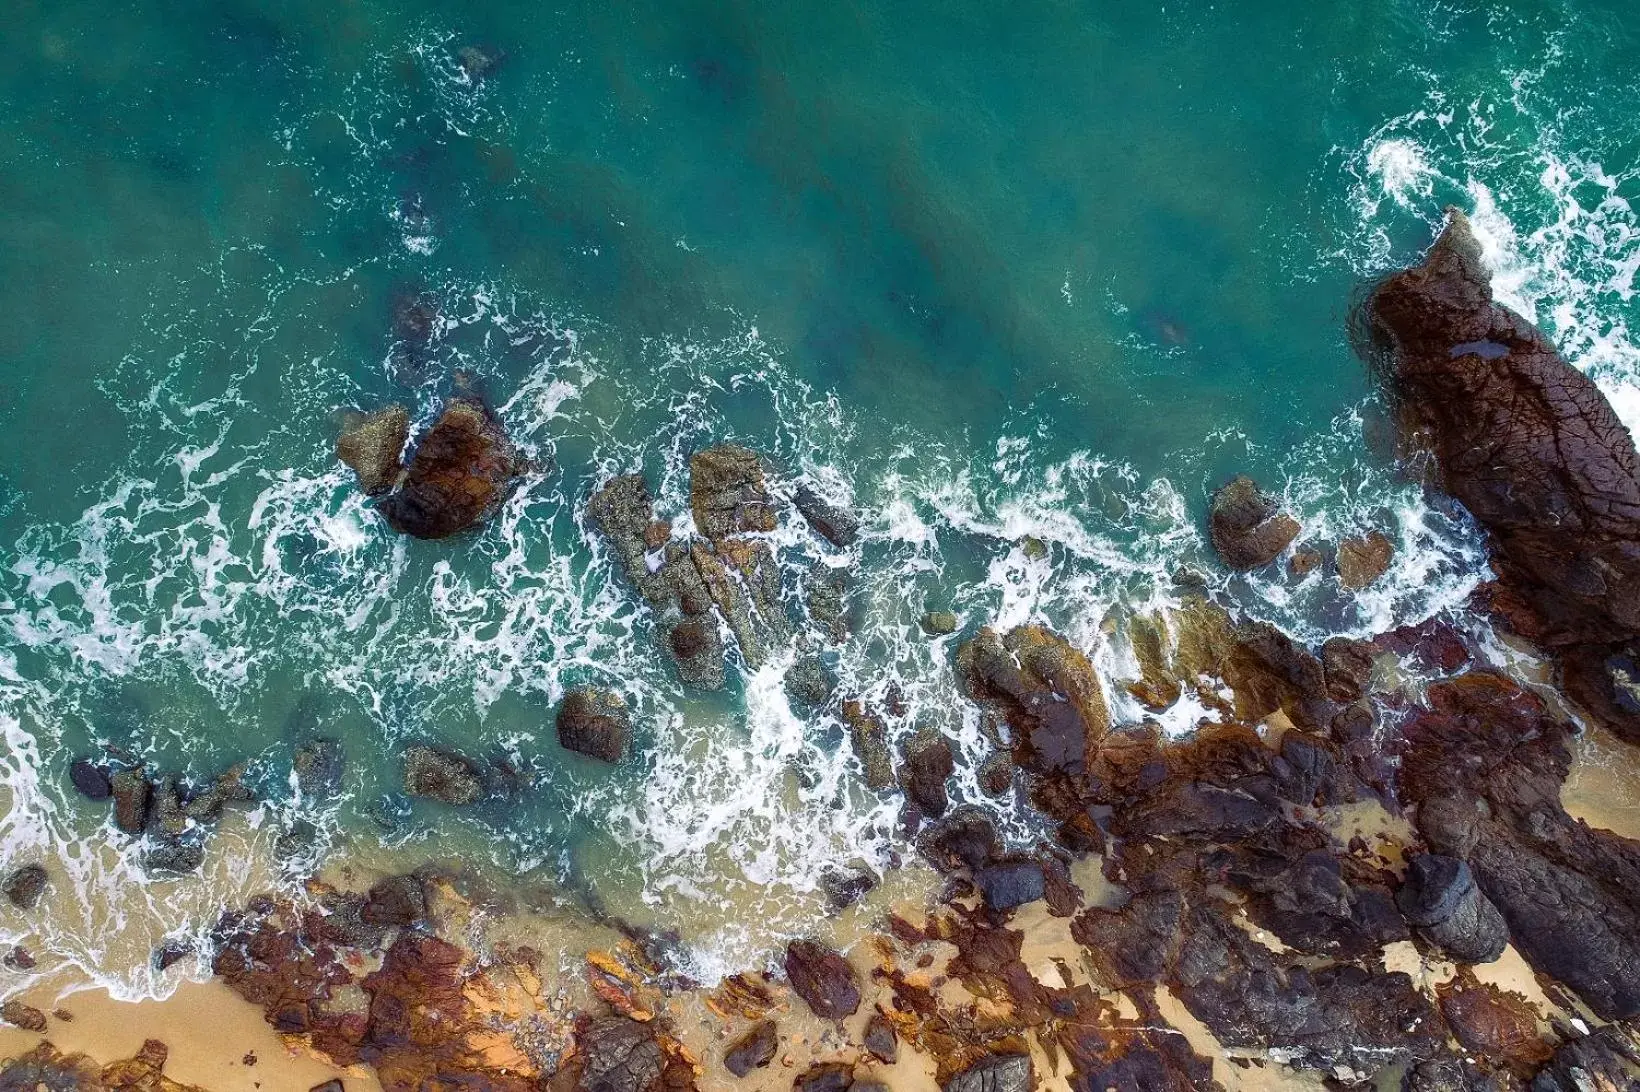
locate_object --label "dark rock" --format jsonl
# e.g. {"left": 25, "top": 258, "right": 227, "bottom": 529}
{"left": 185, "top": 764, "right": 254, "bottom": 823}
{"left": 362, "top": 874, "right": 427, "bottom": 928}
{"left": 919, "top": 806, "right": 1001, "bottom": 874}
{"left": 1073, "top": 888, "right": 1185, "bottom": 989}
{"left": 820, "top": 865, "right": 878, "bottom": 911}
{"left": 5, "top": 946, "right": 36, "bottom": 971}
{"left": 691, "top": 444, "right": 777, "bottom": 540}
{"left": 974, "top": 861, "right": 1046, "bottom": 912}
{"left": 807, "top": 564, "right": 852, "bottom": 644}
{"left": 958, "top": 625, "right": 1108, "bottom": 774}
{"left": 379, "top": 398, "right": 521, "bottom": 539}
{"left": 793, "top": 484, "right": 859, "bottom": 548}
{"left": 0, "top": 1042, "right": 104, "bottom": 1090}
{"left": 943, "top": 1053, "right": 1032, "bottom": 1092}
{"left": 1405, "top": 1056, "right": 1514, "bottom": 1091}
{"left": 576, "top": 1015, "right": 664, "bottom": 1092}
{"left": 1401, "top": 674, "right": 1640, "bottom": 1019}
{"left": 722, "top": 1020, "right": 777, "bottom": 1077}
{"left": 402, "top": 745, "right": 484, "bottom": 805}
{"left": 294, "top": 738, "right": 345, "bottom": 798}
{"left": 143, "top": 840, "right": 204, "bottom": 875}
{"left": 456, "top": 45, "right": 501, "bottom": 82}
{"left": 336, "top": 405, "right": 409, "bottom": 495}
{"left": 977, "top": 751, "right": 1015, "bottom": 797}
{"left": 68, "top": 758, "right": 111, "bottom": 801}
{"left": 110, "top": 769, "right": 150, "bottom": 835}
{"left": 273, "top": 818, "right": 320, "bottom": 863}
{"left": 1322, "top": 637, "right": 1375, "bottom": 703}
{"left": 1528, "top": 1021, "right": 1640, "bottom": 1090}
{"left": 900, "top": 727, "right": 955, "bottom": 818}
{"left": 783, "top": 939, "right": 860, "bottom": 1020}
{"left": 862, "top": 1011, "right": 897, "bottom": 1064}
{"left": 920, "top": 610, "right": 959, "bottom": 636}
{"left": 794, "top": 1062, "right": 854, "bottom": 1092}
{"left": 153, "top": 939, "right": 194, "bottom": 972}
{"left": 784, "top": 653, "right": 835, "bottom": 707}
{"left": 841, "top": 702, "right": 894, "bottom": 790}
{"left": 557, "top": 688, "right": 632, "bottom": 764}
{"left": 1208, "top": 476, "right": 1300, "bottom": 570}
{"left": 1290, "top": 545, "right": 1323, "bottom": 576}
{"left": 0, "top": 1001, "right": 46, "bottom": 1032}
{"left": 1397, "top": 854, "right": 1508, "bottom": 964}
{"left": 148, "top": 776, "right": 188, "bottom": 837}
{"left": 3, "top": 865, "right": 47, "bottom": 910}
{"left": 310, "top": 1081, "right": 346, "bottom": 1092}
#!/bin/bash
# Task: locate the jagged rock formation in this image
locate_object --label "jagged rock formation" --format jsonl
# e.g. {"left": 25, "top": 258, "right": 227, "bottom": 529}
{"left": 378, "top": 398, "right": 523, "bottom": 539}
{"left": 1364, "top": 208, "right": 1640, "bottom": 744}
{"left": 1208, "top": 475, "right": 1300, "bottom": 570}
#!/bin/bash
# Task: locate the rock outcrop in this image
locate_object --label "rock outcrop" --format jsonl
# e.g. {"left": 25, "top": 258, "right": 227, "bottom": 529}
{"left": 1364, "top": 209, "right": 1640, "bottom": 744}
{"left": 1208, "top": 476, "right": 1300, "bottom": 570}
{"left": 379, "top": 398, "right": 522, "bottom": 539}
{"left": 783, "top": 940, "right": 860, "bottom": 1020}
{"left": 402, "top": 745, "right": 486, "bottom": 806}
{"left": 557, "top": 688, "right": 632, "bottom": 764}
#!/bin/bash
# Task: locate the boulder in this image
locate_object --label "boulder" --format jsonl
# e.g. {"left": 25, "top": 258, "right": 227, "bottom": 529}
{"left": 1322, "top": 636, "right": 1375, "bottom": 702}
{"left": 943, "top": 1053, "right": 1032, "bottom": 1092}
{"left": 1338, "top": 530, "right": 1394, "bottom": 589}
{"left": 1528, "top": 1021, "right": 1640, "bottom": 1090}
{"left": 722, "top": 1020, "right": 777, "bottom": 1077}
{"left": 1397, "top": 854, "right": 1507, "bottom": 964}
{"left": 783, "top": 653, "right": 835, "bottom": 708}
{"left": 1208, "top": 476, "right": 1300, "bottom": 570}
{"left": 794, "top": 1063, "right": 855, "bottom": 1092}
{"left": 783, "top": 940, "right": 860, "bottom": 1020}
{"left": 862, "top": 1012, "right": 897, "bottom": 1065}
{"left": 557, "top": 688, "right": 631, "bottom": 764}
{"left": 841, "top": 702, "right": 894, "bottom": 790}
{"left": 336, "top": 405, "right": 409, "bottom": 495}
{"left": 974, "top": 861, "right": 1046, "bottom": 912}
{"left": 0, "top": 1000, "right": 46, "bottom": 1032}
{"left": 3, "top": 865, "right": 47, "bottom": 910}
{"left": 958, "top": 625, "right": 1108, "bottom": 774}
{"left": 110, "top": 769, "right": 150, "bottom": 835}
{"left": 402, "top": 746, "right": 485, "bottom": 806}
{"left": 794, "top": 485, "right": 859, "bottom": 548}
{"left": 900, "top": 727, "right": 955, "bottom": 818}
{"left": 690, "top": 444, "right": 777, "bottom": 540}
{"left": 573, "top": 1015, "right": 664, "bottom": 1092}
{"left": 379, "top": 398, "right": 521, "bottom": 539}
{"left": 68, "top": 758, "right": 111, "bottom": 801}
{"left": 294, "top": 738, "right": 345, "bottom": 798}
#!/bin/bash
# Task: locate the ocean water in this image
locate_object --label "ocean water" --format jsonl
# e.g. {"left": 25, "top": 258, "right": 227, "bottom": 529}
{"left": 1, "top": 0, "right": 1638, "bottom": 996}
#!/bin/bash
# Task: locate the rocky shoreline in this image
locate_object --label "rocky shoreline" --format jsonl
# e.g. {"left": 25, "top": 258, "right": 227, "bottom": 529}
{"left": 6, "top": 211, "right": 1640, "bottom": 1090}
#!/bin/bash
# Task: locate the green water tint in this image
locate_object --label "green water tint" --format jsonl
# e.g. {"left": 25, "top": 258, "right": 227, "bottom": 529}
{"left": 1, "top": 0, "right": 1638, "bottom": 984}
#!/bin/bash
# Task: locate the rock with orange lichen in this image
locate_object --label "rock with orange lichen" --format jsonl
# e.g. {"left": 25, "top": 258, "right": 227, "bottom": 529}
{"left": 586, "top": 946, "right": 665, "bottom": 1022}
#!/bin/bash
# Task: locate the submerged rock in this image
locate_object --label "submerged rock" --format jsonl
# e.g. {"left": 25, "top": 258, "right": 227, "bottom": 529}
{"left": 3, "top": 865, "right": 47, "bottom": 910}
{"left": 920, "top": 610, "right": 959, "bottom": 637}
{"left": 379, "top": 398, "right": 521, "bottom": 539}
{"left": 294, "top": 738, "right": 345, "bottom": 798}
{"left": 1337, "top": 529, "right": 1394, "bottom": 589}
{"left": 68, "top": 758, "right": 111, "bottom": 801}
{"left": 783, "top": 652, "right": 835, "bottom": 708}
{"left": 794, "top": 484, "right": 860, "bottom": 547}
{"left": 557, "top": 688, "right": 632, "bottom": 764}
{"left": 402, "top": 745, "right": 485, "bottom": 806}
{"left": 841, "top": 701, "right": 895, "bottom": 790}
{"left": 1208, "top": 476, "right": 1300, "bottom": 570}
{"left": 783, "top": 939, "right": 860, "bottom": 1020}
{"left": 143, "top": 840, "right": 205, "bottom": 875}
{"left": 362, "top": 875, "right": 427, "bottom": 928}
{"left": 336, "top": 405, "right": 409, "bottom": 496}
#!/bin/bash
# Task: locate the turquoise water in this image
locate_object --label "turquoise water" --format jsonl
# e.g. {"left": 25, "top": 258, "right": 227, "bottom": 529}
{"left": 1, "top": 0, "right": 1638, "bottom": 991}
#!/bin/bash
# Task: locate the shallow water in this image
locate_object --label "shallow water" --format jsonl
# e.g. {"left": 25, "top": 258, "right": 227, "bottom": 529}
{"left": 1, "top": 0, "right": 1638, "bottom": 994}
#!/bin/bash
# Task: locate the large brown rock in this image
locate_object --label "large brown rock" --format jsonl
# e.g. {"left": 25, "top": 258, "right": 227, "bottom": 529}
{"left": 958, "top": 625, "right": 1109, "bottom": 774}
{"left": 1208, "top": 476, "right": 1300, "bottom": 570}
{"left": 557, "top": 688, "right": 632, "bottom": 764}
{"left": 690, "top": 444, "right": 777, "bottom": 540}
{"left": 379, "top": 398, "right": 521, "bottom": 539}
{"left": 782, "top": 940, "right": 860, "bottom": 1020}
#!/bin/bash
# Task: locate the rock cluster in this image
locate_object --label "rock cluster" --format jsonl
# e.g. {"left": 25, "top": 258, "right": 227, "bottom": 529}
{"left": 587, "top": 445, "right": 859, "bottom": 691}
{"left": 63, "top": 758, "right": 253, "bottom": 877}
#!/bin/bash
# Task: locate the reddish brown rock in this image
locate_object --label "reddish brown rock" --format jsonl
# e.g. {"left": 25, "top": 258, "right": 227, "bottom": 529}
{"left": 783, "top": 940, "right": 860, "bottom": 1020}
{"left": 1208, "top": 476, "right": 1300, "bottom": 570}
{"left": 379, "top": 398, "right": 521, "bottom": 539}
{"left": 1337, "top": 530, "right": 1394, "bottom": 590}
